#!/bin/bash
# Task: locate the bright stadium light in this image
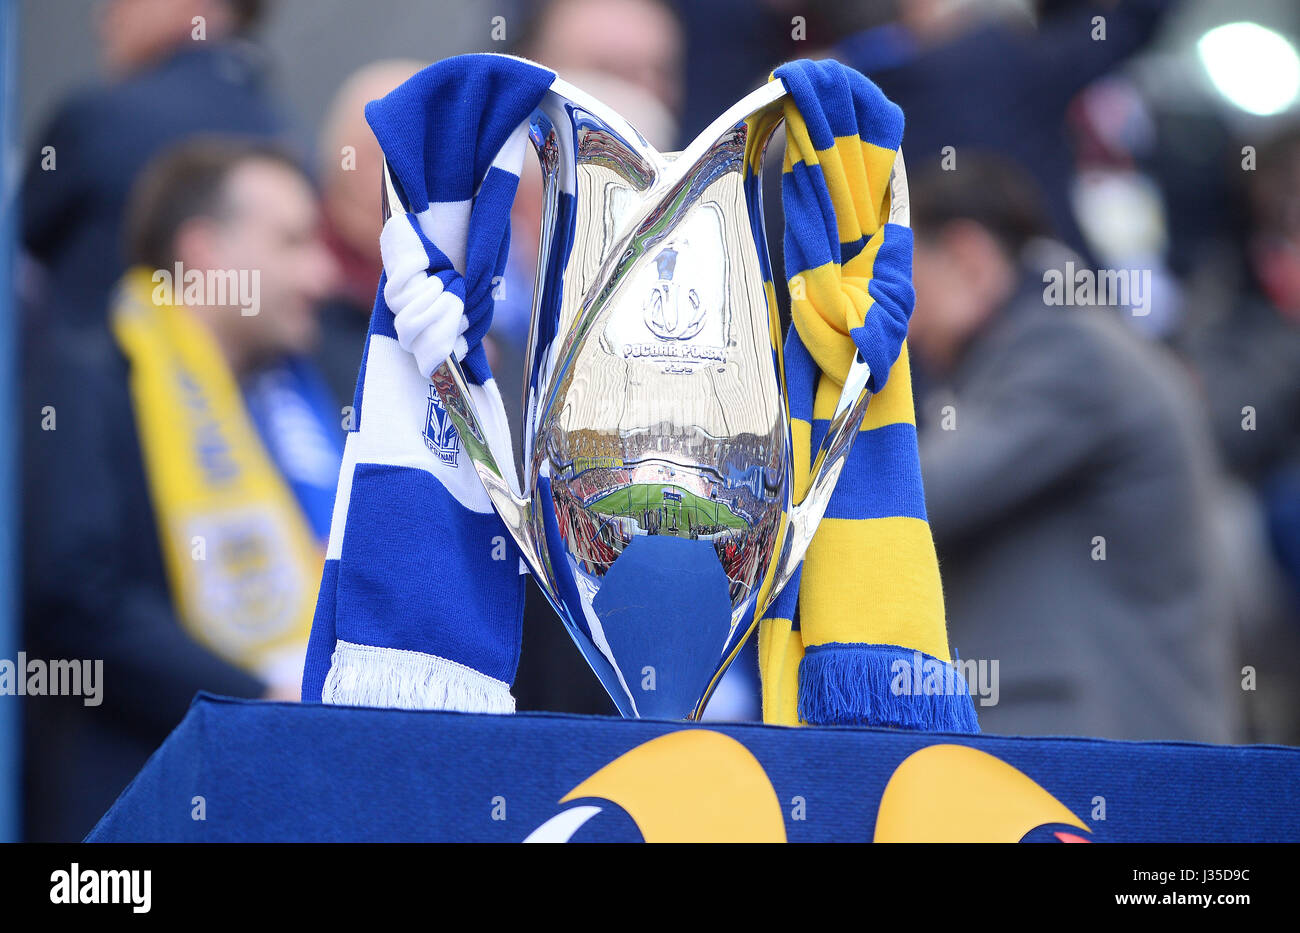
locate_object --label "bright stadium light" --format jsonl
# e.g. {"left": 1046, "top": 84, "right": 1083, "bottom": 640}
{"left": 1197, "top": 21, "right": 1300, "bottom": 116}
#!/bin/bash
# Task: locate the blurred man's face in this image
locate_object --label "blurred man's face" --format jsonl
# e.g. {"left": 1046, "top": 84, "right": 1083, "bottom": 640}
{"left": 98, "top": 0, "right": 223, "bottom": 76}
{"left": 322, "top": 119, "right": 384, "bottom": 267}
{"left": 531, "top": 0, "right": 683, "bottom": 115}
{"left": 909, "top": 222, "right": 1012, "bottom": 373}
{"left": 205, "top": 160, "right": 338, "bottom": 364}
{"left": 319, "top": 61, "right": 424, "bottom": 270}
{"left": 1249, "top": 155, "right": 1300, "bottom": 322}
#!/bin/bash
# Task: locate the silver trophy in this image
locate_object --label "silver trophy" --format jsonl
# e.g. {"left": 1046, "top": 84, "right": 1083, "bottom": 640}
{"left": 382, "top": 73, "right": 908, "bottom": 719}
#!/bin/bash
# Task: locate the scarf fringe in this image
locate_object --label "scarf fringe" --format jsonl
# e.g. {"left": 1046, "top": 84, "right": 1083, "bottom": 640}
{"left": 322, "top": 640, "right": 515, "bottom": 713}
{"left": 797, "top": 643, "right": 980, "bottom": 732}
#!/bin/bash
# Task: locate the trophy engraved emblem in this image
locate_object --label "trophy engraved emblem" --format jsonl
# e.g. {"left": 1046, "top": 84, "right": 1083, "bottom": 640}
{"left": 642, "top": 241, "right": 704, "bottom": 342}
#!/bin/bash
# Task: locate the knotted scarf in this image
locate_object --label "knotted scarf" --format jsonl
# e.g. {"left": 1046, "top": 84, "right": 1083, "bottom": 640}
{"left": 757, "top": 60, "right": 977, "bottom": 731}
{"left": 300, "top": 55, "right": 549, "bottom": 710}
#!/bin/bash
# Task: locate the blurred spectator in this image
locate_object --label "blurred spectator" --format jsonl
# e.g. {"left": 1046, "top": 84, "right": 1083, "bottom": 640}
{"left": 312, "top": 59, "right": 423, "bottom": 410}
{"left": 1068, "top": 77, "right": 1184, "bottom": 338}
{"left": 836, "top": 0, "right": 1171, "bottom": 256}
{"left": 1176, "top": 127, "right": 1300, "bottom": 741}
{"left": 20, "top": 0, "right": 288, "bottom": 333}
{"left": 908, "top": 155, "right": 1241, "bottom": 742}
{"left": 671, "top": 0, "right": 888, "bottom": 146}
{"left": 670, "top": 0, "right": 796, "bottom": 146}
{"left": 1181, "top": 128, "right": 1300, "bottom": 491}
{"left": 23, "top": 138, "right": 340, "bottom": 840}
{"left": 514, "top": 0, "right": 683, "bottom": 116}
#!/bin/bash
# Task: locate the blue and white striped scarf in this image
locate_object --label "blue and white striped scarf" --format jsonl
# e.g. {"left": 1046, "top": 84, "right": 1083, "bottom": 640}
{"left": 301, "top": 55, "right": 554, "bottom": 711}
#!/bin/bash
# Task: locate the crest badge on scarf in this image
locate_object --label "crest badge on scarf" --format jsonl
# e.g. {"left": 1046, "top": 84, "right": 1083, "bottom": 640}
{"left": 423, "top": 386, "right": 461, "bottom": 467}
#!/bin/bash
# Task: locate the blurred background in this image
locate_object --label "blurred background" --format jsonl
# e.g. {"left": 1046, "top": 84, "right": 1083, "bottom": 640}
{"left": 4, "top": 0, "right": 1300, "bottom": 840}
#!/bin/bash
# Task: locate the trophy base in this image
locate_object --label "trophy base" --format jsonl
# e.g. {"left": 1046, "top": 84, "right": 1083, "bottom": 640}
{"left": 577, "top": 536, "right": 736, "bottom": 720}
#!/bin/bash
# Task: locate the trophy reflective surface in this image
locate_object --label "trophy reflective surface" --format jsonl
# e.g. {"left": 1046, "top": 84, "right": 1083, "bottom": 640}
{"left": 383, "top": 73, "right": 908, "bottom": 719}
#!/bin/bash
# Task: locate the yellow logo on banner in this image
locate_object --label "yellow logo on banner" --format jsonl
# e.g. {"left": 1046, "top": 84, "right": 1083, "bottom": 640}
{"left": 562, "top": 730, "right": 786, "bottom": 842}
{"left": 526, "top": 733, "right": 1089, "bottom": 843}
{"left": 875, "top": 745, "right": 1090, "bottom": 842}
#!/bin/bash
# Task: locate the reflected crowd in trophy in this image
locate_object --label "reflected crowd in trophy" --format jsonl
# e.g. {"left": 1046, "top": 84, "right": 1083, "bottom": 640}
{"left": 14, "top": 0, "right": 1300, "bottom": 839}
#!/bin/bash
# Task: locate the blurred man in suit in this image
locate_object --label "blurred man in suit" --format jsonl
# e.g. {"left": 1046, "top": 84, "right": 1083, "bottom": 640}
{"left": 23, "top": 138, "right": 339, "bottom": 840}
{"left": 907, "top": 156, "right": 1241, "bottom": 742}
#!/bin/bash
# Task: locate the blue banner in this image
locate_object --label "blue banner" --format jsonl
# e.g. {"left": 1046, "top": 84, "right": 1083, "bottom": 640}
{"left": 87, "top": 694, "right": 1300, "bottom": 843}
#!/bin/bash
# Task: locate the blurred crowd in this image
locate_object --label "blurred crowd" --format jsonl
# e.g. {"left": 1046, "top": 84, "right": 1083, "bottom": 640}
{"left": 13, "top": 0, "right": 1300, "bottom": 839}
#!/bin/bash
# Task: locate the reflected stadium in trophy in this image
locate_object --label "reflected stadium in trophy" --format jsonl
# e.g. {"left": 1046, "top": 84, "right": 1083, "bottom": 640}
{"left": 383, "top": 69, "right": 908, "bottom": 720}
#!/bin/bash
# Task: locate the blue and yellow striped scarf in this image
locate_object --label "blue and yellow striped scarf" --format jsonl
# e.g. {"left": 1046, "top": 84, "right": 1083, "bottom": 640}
{"left": 757, "top": 60, "right": 978, "bottom": 731}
